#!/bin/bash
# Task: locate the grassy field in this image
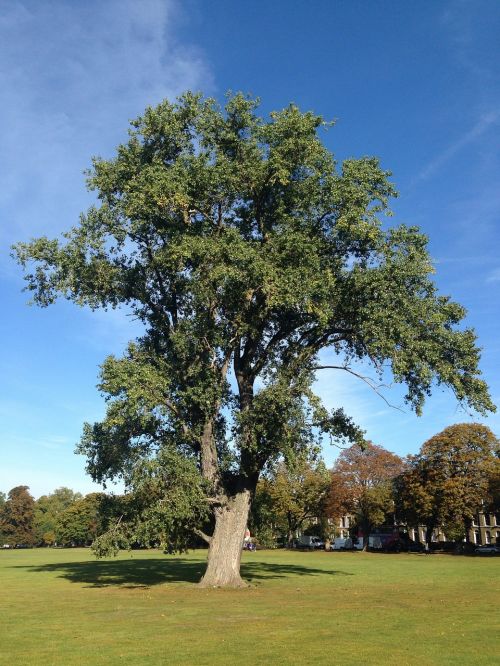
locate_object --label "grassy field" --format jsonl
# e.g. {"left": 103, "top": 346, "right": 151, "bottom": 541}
{"left": 0, "top": 548, "right": 498, "bottom": 665}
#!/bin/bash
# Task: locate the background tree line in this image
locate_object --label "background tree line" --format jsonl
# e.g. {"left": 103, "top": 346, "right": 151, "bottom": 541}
{"left": 0, "top": 487, "right": 135, "bottom": 548}
{"left": 2, "top": 423, "right": 498, "bottom": 550}
{"left": 251, "top": 423, "right": 499, "bottom": 549}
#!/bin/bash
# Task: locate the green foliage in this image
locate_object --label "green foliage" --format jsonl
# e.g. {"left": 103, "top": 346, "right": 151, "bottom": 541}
{"left": 56, "top": 493, "right": 109, "bottom": 546}
{"left": 251, "top": 524, "right": 277, "bottom": 549}
{"left": 356, "top": 482, "right": 395, "bottom": 533}
{"left": 13, "top": 92, "right": 495, "bottom": 563}
{"left": 0, "top": 492, "right": 5, "bottom": 542}
{"left": 93, "top": 447, "right": 211, "bottom": 556}
{"left": 34, "top": 487, "right": 82, "bottom": 545}
{"left": 254, "top": 457, "right": 330, "bottom": 543}
{"left": 0, "top": 486, "right": 36, "bottom": 546}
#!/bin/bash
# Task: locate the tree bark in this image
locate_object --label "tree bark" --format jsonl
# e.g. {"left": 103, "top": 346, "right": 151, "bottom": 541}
{"left": 200, "top": 419, "right": 218, "bottom": 484}
{"left": 199, "top": 489, "right": 252, "bottom": 588}
{"left": 198, "top": 346, "right": 259, "bottom": 588}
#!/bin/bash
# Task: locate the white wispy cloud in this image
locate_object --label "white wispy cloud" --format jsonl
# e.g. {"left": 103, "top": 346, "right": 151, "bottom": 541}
{"left": 441, "top": 0, "right": 498, "bottom": 85}
{"left": 1, "top": 0, "right": 211, "bottom": 344}
{"left": 486, "top": 268, "right": 500, "bottom": 283}
{"left": 409, "top": 1, "right": 500, "bottom": 191}
{"left": 411, "top": 111, "right": 500, "bottom": 186}
{"left": 0, "top": 0, "right": 212, "bottom": 249}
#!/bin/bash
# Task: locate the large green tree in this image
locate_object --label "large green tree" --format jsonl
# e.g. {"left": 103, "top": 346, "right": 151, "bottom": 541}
{"left": 395, "top": 423, "right": 499, "bottom": 546}
{"left": 14, "top": 93, "right": 494, "bottom": 586}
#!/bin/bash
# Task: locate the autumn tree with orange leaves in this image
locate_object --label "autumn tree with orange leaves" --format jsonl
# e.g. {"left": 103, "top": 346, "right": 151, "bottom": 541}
{"left": 327, "top": 442, "right": 404, "bottom": 547}
{"left": 395, "top": 423, "right": 499, "bottom": 547}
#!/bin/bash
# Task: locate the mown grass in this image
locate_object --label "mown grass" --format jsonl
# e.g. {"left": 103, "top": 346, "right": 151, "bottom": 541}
{"left": 0, "top": 548, "right": 498, "bottom": 665}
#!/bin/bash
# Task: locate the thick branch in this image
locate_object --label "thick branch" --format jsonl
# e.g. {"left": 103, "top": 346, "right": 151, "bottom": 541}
{"left": 205, "top": 497, "right": 227, "bottom": 506}
{"left": 193, "top": 528, "right": 212, "bottom": 544}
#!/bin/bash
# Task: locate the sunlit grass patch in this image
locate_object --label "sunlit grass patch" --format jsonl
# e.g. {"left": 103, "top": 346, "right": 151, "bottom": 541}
{"left": 1, "top": 548, "right": 498, "bottom": 665}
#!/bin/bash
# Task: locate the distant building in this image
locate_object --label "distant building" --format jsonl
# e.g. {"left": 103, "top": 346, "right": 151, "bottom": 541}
{"left": 469, "top": 511, "right": 500, "bottom": 545}
{"left": 333, "top": 511, "right": 500, "bottom": 545}
{"left": 328, "top": 514, "right": 352, "bottom": 539}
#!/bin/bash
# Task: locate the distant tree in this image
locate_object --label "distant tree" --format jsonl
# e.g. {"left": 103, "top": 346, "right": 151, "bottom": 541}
{"left": 249, "top": 478, "right": 280, "bottom": 547}
{"left": 0, "top": 492, "right": 6, "bottom": 542}
{"left": 394, "top": 461, "right": 435, "bottom": 544}
{"left": 327, "top": 442, "right": 404, "bottom": 547}
{"left": 56, "top": 493, "right": 106, "bottom": 546}
{"left": 256, "top": 458, "right": 330, "bottom": 545}
{"left": 34, "top": 487, "right": 82, "bottom": 545}
{"left": 1, "top": 486, "right": 36, "bottom": 546}
{"left": 484, "top": 454, "right": 500, "bottom": 515}
{"left": 14, "top": 92, "right": 495, "bottom": 586}
{"left": 395, "top": 423, "right": 499, "bottom": 546}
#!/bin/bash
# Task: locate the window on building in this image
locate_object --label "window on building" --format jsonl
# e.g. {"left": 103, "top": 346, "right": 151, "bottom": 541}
{"left": 484, "top": 513, "right": 491, "bottom": 526}
{"left": 495, "top": 514, "right": 500, "bottom": 527}
{"left": 472, "top": 515, "right": 478, "bottom": 526}
{"left": 474, "top": 530, "right": 480, "bottom": 544}
{"left": 485, "top": 531, "right": 491, "bottom": 544}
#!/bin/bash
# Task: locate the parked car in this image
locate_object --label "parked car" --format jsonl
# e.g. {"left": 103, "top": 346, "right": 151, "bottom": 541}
{"left": 297, "top": 535, "right": 325, "bottom": 549}
{"left": 475, "top": 544, "right": 500, "bottom": 555}
{"left": 330, "top": 537, "right": 363, "bottom": 551}
{"left": 347, "top": 537, "right": 364, "bottom": 550}
{"left": 368, "top": 533, "right": 403, "bottom": 552}
{"left": 330, "top": 537, "right": 348, "bottom": 550}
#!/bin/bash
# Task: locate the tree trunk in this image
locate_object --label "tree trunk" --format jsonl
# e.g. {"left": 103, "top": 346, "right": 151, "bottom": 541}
{"left": 464, "top": 518, "right": 471, "bottom": 544}
{"left": 361, "top": 521, "right": 370, "bottom": 551}
{"left": 425, "top": 525, "right": 433, "bottom": 552}
{"left": 199, "top": 489, "right": 252, "bottom": 588}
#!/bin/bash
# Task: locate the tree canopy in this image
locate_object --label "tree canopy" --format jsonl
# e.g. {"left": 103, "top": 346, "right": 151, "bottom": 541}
{"left": 0, "top": 486, "right": 35, "bottom": 546}
{"left": 395, "top": 423, "right": 499, "bottom": 545}
{"left": 327, "top": 442, "right": 404, "bottom": 546}
{"left": 34, "top": 487, "right": 82, "bottom": 545}
{"left": 255, "top": 458, "right": 330, "bottom": 545}
{"left": 14, "top": 92, "right": 494, "bottom": 586}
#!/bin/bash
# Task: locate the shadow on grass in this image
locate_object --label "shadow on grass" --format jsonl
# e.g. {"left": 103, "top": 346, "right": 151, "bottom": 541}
{"left": 12, "top": 557, "right": 353, "bottom": 588}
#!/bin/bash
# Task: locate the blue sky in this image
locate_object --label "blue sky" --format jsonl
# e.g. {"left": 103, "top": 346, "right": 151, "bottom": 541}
{"left": 1, "top": 0, "right": 499, "bottom": 497}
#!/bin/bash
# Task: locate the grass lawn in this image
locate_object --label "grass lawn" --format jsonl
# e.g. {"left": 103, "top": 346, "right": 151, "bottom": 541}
{"left": 0, "top": 548, "right": 498, "bottom": 665}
